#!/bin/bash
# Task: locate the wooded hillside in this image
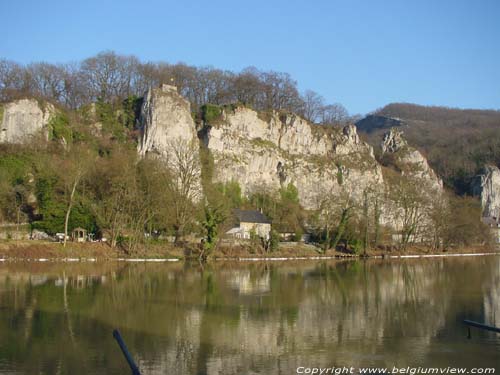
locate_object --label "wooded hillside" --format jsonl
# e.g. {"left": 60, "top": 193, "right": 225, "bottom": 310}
{"left": 357, "top": 103, "right": 500, "bottom": 194}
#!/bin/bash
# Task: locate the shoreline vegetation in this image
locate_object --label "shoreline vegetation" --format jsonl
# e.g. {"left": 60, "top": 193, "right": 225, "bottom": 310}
{"left": 0, "top": 240, "right": 497, "bottom": 262}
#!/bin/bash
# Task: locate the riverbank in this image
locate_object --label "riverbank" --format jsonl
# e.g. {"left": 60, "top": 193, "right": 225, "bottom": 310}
{"left": 0, "top": 240, "right": 185, "bottom": 260}
{"left": 0, "top": 239, "right": 498, "bottom": 262}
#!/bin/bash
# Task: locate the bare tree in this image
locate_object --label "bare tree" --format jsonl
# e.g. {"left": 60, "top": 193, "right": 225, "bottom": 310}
{"left": 88, "top": 148, "right": 141, "bottom": 248}
{"left": 314, "top": 184, "right": 356, "bottom": 253}
{"left": 301, "top": 90, "right": 325, "bottom": 123}
{"left": 261, "top": 71, "right": 302, "bottom": 112}
{"left": 320, "top": 103, "right": 349, "bottom": 126}
{"left": 160, "top": 140, "right": 202, "bottom": 242}
{"left": 28, "top": 62, "right": 67, "bottom": 102}
{"left": 0, "top": 51, "right": 353, "bottom": 132}
{"left": 388, "top": 175, "right": 428, "bottom": 251}
{"left": 0, "top": 59, "right": 34, "bottom": 100}
{"left": 231, "top": 67, "right": 264, "bottom": 107}
{"left": 80, "top": 51, "right": 139, "bottom": 102}
{"left": 58, "top": 145, "right": 94, "bottom": 246}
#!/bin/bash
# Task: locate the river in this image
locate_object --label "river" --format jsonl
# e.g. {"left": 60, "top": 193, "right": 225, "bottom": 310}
{"left": 0, "top": 256, "right": 498, "bottom": 374}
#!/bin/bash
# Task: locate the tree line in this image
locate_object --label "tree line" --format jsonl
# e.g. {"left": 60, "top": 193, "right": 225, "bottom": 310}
{"left": 0, "top": 51, "right": 351, "bottom": 125}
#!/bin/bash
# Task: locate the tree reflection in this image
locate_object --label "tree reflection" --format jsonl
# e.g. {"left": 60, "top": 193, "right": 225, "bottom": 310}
{"left": 0, "top": 257, "right": 498, "bottom": 374}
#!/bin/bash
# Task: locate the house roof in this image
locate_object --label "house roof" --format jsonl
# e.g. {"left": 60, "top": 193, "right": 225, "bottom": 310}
{"left": 234, "top": 209, "right": 271, "bottom": 224}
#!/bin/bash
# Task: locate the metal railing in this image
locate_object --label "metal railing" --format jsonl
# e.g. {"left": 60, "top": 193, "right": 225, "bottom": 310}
{"left": 463, "top": 319, "right": 500, "bottom": 339}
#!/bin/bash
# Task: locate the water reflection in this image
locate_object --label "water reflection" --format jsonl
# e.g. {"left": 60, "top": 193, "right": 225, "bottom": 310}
{"left": 0, "top": 257, "right": 498, "bottom": 375}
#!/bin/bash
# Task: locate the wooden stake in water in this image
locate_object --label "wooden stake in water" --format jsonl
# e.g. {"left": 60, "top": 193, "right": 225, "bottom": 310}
{"left": 112, "top": 329, "right": 142, "bottom": 375}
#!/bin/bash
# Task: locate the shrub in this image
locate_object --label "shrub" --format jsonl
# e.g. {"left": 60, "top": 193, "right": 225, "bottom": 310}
{"left": 336, "top": 164, "right": 344, "bottom": 185}
{"left": 201, "top": 104, "right": 223, "bottom": 123}
{"left": 95, "top": 100, "right": 126, "bottom": 142}
{"left": 0, "top": 154, "right": 31, "bottom": 184}
{"left": 48, "top": 113, "right": 72, "bottom": 142}
{"left": 269, "top": 229, "right": 280, "bottom": 252}
{"left": 120, "top": 96, "right": 143, "bottom": 130}
{"left": 293, "top": 228, "right": 303, "bottom": 242}
{"left": 349, "top": 238, "right": 363, "bottom": 254}
{"left": 219, "top": 180, "right": 242, "bottom": 208}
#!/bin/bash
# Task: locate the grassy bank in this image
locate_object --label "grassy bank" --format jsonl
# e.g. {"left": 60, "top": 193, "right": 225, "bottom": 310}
{"left": 0, "top": 240, "right": 497, "bottom": 261}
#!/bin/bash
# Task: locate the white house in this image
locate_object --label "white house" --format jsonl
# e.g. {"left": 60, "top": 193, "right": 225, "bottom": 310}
{"left": 226, "top": 209, "right": 271, "bottom": 240}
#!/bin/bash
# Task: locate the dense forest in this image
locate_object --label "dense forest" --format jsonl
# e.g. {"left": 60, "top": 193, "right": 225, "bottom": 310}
{"left": 357, "top": 103, "right": 500, "bottom": 194}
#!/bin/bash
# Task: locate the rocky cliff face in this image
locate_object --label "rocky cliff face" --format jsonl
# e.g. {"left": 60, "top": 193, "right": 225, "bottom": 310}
{"left": 381, "top": 128, "right": 443, "bottom": 192}
{"left": 138, "top": 84, "right": 202, "bottom": 200}
{"left": 0, "top": 86, "right": 446, "bottom": 234}
{"left": 473, "top": 165, "right": 500, "bottom": 218}
{"left": 138, "top": 84, "right": 198, "bottom": 156}
{"left": 135, "top": 87, "right": 444, "bottom": 226}
{"left": 0, "top": 99, "right": 54, "bottom": 144}
{"left": 201, "top": 105, "right": 384, "bottom": 210}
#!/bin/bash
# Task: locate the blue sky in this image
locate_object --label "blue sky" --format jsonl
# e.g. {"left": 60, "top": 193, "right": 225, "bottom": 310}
{"left": 1, "top": 0, "right": 499, "bottom": 114}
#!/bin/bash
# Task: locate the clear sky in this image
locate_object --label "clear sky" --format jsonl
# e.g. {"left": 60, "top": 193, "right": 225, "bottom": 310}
{"left": 1, "top": 0, "right": 499, "bottom": 114}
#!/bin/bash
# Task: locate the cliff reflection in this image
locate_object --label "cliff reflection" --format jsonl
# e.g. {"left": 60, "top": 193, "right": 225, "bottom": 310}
{"left": 0, "top": 257, "right": 498, "bottom": 375}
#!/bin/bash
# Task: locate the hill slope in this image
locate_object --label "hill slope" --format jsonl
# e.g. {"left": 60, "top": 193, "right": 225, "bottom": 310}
{"left": 356, "top": 103, "right": 500, "bottom": 194}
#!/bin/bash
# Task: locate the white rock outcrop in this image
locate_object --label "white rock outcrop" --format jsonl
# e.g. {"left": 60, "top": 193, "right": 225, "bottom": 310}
{"left": 138, "top": 84, "right": 202, "bottom": 201}
{"left": 381, "top": 127, "right": 407, "bottom": 154}
{"left": 137, "top": 87, "right": 444, "bottom": 230}
{"left": 381, "top": 128, "right": 443, "bottom": 192}
{"left": 0, "top": 99, "right": 54, "bottom": 143}
{"left": 202, "top": 105, "right": 383, "bottom": 210}
{"left": 474, "top": 165, "right": 500, "bottom": 218}
{"left": 138, "top": 84, "right": 198, "bottom": 156}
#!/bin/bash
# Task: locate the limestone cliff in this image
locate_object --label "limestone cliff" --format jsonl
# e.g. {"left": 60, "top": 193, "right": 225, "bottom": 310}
{"left": 138, "top": 84, "right": 198, "bottom": 157}
{"left": 137, "top": 87, "right": 444, "bottom": 230}
{"left": 201, "top": 105, "right": 383, "bottom": 210}
{"left": 473, "top": 165, "right": 500, "bottom": 218}
{"left": 381, "top": 128, "right": 443, "bottom": 192}
{"left": 0, "top": 99, "right": 54, "bottom": 143}
{"left": 0, "top": 85, "right": 446, "bottom": 237}
{"left": 137, "top": 84, "right": 202, "bottom": 201}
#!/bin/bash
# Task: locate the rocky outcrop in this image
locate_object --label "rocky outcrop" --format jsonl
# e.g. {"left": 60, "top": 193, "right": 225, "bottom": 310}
{"left": 0, "top": 99, "right": 54, "bottom": 143}
{"left": 138, "top": 84, "right": 202, "bottom": 200}
{"left": 202, "top": 105, "right": 384, "bottom": 210}
{"left": 138, "top": 84, "right": 198, "bottom": 156}
{"left": 381, "top": 127, "right": 407, "bottom": 154}
{"left": 355, "top": 114, "right": 404, "bottom": 134}
{"left": 137, "top": 86, "right": 443, "bottom": 229}
{"left": 473, "top": 165, "right": 500, "bottom": 218}
{"left": 381, "top": 128, "right": 442, "bottom": 191}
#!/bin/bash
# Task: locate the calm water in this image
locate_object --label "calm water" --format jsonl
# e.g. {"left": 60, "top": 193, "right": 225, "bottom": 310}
{"left": 0, "top": 256, "right": 498, "bottom": 374}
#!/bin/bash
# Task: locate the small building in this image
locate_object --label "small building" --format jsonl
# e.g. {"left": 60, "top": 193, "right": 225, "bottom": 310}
{"left": 279, "top": 231, "right": 295, "bottom": 242}
{"left": 226, "top": 209, "right": 271, "bottom": 240}
{"left": 71, "top": 227, "right": 87, "bottom": 243}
